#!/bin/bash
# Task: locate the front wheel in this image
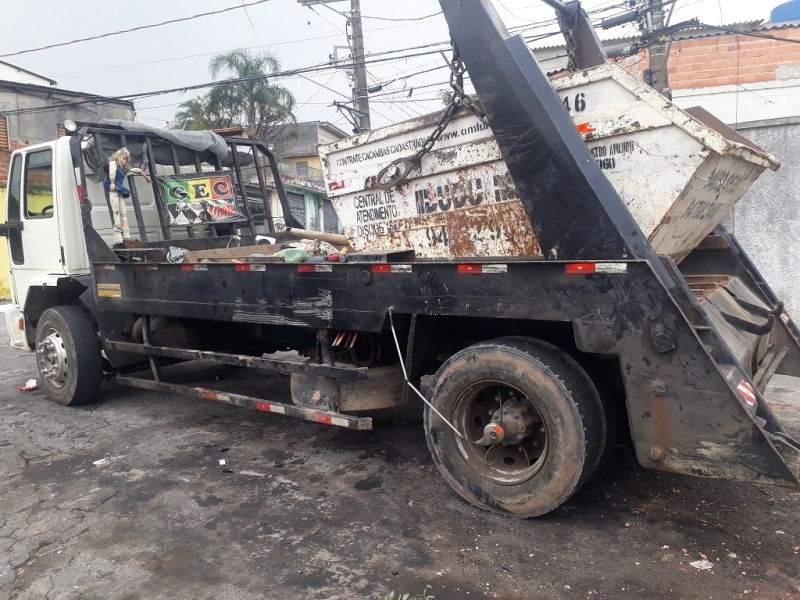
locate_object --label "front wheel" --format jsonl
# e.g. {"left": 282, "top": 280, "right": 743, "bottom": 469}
{"left": 424, "top": 338, "right": 605, "bottom": 518}
{"left": 35, "top": 306, "right": 103, "bottom": 406}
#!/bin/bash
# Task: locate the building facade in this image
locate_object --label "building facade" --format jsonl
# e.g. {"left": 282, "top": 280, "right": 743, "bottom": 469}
{"left": 272, "top": 121, "right": 348, "bottom": 233}
{"left": 0, "top": 62, "right": 135, "bottom": 299}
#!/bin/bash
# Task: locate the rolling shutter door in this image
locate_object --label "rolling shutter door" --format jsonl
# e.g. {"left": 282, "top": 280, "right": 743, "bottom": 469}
{"left": 323, "top": 199, "right": 340, "bottom": 234}
{"left": 287, "top": 192, "right": 306, "bottom": 228}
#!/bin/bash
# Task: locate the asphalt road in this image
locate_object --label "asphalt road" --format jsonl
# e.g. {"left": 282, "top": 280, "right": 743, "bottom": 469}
{"left": 1, "top": 325, "right": 800, "bottom": 600}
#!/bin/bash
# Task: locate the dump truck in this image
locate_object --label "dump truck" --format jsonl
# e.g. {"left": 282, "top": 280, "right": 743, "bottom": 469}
{"left": 2, "top": 0, "right": 800, "bottom": 518}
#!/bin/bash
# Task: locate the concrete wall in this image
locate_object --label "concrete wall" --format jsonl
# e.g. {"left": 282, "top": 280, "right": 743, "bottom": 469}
{"left": 731, "top": 117, "right": 800, "bottom": 317}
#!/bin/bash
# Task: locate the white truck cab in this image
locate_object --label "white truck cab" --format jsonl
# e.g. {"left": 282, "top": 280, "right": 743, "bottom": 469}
{"left": 1, "top": 137, "right": 87, "bottom": 351}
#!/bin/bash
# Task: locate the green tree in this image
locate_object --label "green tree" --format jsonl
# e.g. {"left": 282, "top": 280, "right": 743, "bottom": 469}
{"left": 175, "top": 49, "right": 297, "bottom": 150}
{"left": 438, "top": 89, "right": 454, "bottom": 106}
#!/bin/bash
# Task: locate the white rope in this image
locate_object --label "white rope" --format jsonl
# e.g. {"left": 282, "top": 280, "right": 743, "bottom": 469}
{"left": 388, "top": 307, "right": 466, "bottom": 440}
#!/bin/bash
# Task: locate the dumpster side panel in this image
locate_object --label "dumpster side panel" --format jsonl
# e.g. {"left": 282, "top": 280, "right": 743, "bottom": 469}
{"left": 322, "top": 112, "right": 543, "bottom": 258}
{"left": 650, "top": 155, "right": 766, "bottom": 261}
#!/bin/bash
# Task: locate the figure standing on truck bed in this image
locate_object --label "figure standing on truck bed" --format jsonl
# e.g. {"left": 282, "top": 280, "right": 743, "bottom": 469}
{"left": 104, "top": 148, "right": 151, "bottom": 246}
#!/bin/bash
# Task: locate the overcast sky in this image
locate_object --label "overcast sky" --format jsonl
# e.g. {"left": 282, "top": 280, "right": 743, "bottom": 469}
{"left": 0, "top": 0, "right": 773, "bottom": 131}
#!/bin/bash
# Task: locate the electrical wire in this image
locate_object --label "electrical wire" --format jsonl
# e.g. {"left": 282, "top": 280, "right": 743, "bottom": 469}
{"left": 361, "top": 11, "right": 443, "bottom": 22}
{"left": 0, "top": 0, "right": 274, "bottom": 59}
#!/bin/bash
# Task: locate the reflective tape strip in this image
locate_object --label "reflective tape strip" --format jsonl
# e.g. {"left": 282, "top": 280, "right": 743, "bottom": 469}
{"left": 736, "top": 381, "right": 757, "bottom": 406}
{"left": 96, "top": 264, "right": 116, "bottom": 271}
{"left": 565, "top": 263, "right": 628, "bottom": 274}
{"left": 595, "top": 263, "right": 628, "bottom": 274}
{"left": 235, "top": 264, "right": 267, "bottom": 272}
{"left": 134, "top": 265, "right": 158, "bottom": 271}
{"left": 298, "top": 264, "right": 333, "bottom": 273}
{"left": 781, "top": 312, "right": 791, "bottom": 325}
{"left": 182, "top": 264, "right": 208, "bottom": 271}
{"left": 457, "top": 264, "right": 508, "bottom": 275}
{"left": 482, "top": 264, "right": 508, "bottom": 274}
{"left": 372, "top": 264, "right": 412, "bottom": 274}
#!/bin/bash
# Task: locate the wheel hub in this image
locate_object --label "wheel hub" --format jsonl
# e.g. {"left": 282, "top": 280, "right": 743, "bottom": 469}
{"left": 453, "top": 383, "right": 548, "bottom": 485}
{"left": 36, "top": 330, "right": 68, "bottom": 388}
{"left": 473, "top": 399, "right": 538, "bottom": 446}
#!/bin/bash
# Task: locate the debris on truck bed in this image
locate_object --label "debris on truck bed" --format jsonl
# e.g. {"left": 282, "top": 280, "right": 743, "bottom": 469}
{"left": 320, "top": 63, "right": 778, "bottom": 261}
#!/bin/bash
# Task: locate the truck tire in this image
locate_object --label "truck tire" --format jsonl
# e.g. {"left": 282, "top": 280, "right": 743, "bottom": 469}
{"left": 35, "top": 306, "right": 103, "bottom": 407}
{"left": 503, "top": 336, "right": 616, "bottom": 479}
{"left": 424, "top": 338, "right": 605, "bottom": 518}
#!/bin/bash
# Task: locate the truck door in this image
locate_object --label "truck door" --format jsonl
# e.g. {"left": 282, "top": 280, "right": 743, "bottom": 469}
{"left": 5, "top": 145, "right": 65, "bottom": 306}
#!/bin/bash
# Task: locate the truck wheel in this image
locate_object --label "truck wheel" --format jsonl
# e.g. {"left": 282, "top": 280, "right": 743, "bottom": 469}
{"left": 35, "top": 306, "right": 103, "bottom": 407}
{"left": 424, "top": 338, "right": 605, "bottom": 518}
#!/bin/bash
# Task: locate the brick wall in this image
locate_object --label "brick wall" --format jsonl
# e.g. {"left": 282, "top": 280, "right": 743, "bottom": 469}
{"left": 0, "top": 140, "right": 29, "bottom": 187}
{"left": 614, "top": 26, "right": 800, "bottom": 91}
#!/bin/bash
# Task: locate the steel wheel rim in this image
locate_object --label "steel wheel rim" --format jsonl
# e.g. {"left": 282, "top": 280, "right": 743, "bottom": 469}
{"left": 452, "top": 381, "right": 548, "bottom": 486}
{"left": 36, "top": 328, "right": 69, "bottom": 388}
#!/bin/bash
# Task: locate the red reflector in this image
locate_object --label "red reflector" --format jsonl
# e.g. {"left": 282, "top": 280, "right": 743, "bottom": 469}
{"left": 371, "top": 264, "right": 392, "bottom": 273}
{"left": 315, "top": 414, "right": 333, "bottom": 425}
{"left": 235, "top": 264, "right": 251, "bottom": 272}
{"left": 298, "top": 264, "right": 316, "bottom": 273}
{"left": 255, "top": 401, "right": 271, "bottom": 412}
{"left": 458, "top": 264, "right": 483, "bottom": 274}
{"left": 565, "top": 263, "right": 596, "bottom": 274}
{"left": 77, "top": 184, "right": 84, "bottom": 204}
{"left": 181, "top": 264, "right": 194, "bottom": 271}
{"left": 17, "top": 317, "right": 24, "bottom": 331}
{"left": 203, "top": 391, "right": 218, "bottom": 400}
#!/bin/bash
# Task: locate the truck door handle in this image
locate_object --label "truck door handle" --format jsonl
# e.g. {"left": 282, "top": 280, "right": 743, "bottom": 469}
{"left": 0, "top": 221, "right": 24, "bottom": 237}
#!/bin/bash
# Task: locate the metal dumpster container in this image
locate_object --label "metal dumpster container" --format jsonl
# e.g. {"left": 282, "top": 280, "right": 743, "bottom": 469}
{"left": 319, "top": 62, "right": 779, "bottom": 260}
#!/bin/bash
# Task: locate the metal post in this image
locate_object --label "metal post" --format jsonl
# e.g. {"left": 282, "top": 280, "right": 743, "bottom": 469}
{"left": 121, "top": 134, "right": 148, "bottom": 242}
{"left": 646, "top": 0, "right": 670, "bottom": 97}
{"left": 351, "top": 0, "right": 371, "bottom": 131}
{"left": 251, "top": 146, "right": 275, "bottom": 233}
{"left": 93, "top": 135, "right": 118, "bottom": 232}
{"left": 144, "top": 137, "right": 171, "bottom": 241}
{"left": 230, "top": 142, "right": 257, "bottom": 234}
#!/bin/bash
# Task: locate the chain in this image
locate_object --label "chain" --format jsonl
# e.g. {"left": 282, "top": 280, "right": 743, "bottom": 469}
{"left": 376, "top": 41, "right": 489, "bottom": 191}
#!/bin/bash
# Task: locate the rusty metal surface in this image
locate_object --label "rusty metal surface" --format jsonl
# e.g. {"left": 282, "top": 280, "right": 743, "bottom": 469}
{"left": 116, "top": 375, "right": 373, "bottom": 431}
{"left": 551, "top": 64, "right": 779, "bottom": 261}
{"left": 104, "top": 340, "right": 368, "bottom": 381}
{"left": 320, "top": 108, "right": 542, "bottom": 258}
{"left": 320, "top": 61, "right": 778, "bottom": 262}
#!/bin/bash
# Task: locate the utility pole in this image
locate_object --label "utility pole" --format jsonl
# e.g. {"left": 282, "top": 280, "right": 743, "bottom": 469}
{"left": 349, "top": 0, "right": 371, "bottom": 131}
{"left": 645, "top": 0, "right": 671, "bottom": 98}
{"left": 297, "top": 0, "right": 371, "bottom": 131}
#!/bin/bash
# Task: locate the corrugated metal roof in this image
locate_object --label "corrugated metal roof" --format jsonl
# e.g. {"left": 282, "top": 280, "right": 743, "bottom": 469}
{"left": 530, "top": 19, "right": 800, "bottom": 52}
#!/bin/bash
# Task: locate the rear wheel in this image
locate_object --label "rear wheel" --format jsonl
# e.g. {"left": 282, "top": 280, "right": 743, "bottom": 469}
{"left": 424, "top": 338, "right": 605, "bottom": 517}
{"left": 35, "top": 306, "right": 103, "bottom": 406}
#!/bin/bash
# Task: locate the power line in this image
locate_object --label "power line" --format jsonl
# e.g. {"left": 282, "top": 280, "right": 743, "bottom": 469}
{"left": 361, "top": 11, "right": 443, "bottom": 22}
{"left": 0, "top": 0, "right": 274, "bottom": 59}
{"left": 0, "top": 47, "right": 457, "bottom": 118}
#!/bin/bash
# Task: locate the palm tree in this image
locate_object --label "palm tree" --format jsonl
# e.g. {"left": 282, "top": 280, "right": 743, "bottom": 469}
{"left": 176, "top": 49, "right": 297, "bottom": 150}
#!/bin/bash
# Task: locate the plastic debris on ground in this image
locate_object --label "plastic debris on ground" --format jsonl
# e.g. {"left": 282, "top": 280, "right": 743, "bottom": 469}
{"left": 690, "top": 560, "right": 715, "bottom": 570}
{"left": 19, "top": 379, "right": 39, "bottom": 392}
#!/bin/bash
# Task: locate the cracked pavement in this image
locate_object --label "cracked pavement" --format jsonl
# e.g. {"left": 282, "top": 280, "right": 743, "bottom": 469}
{"left": 1, "top": 326, "right": 799, "bottom": 599}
